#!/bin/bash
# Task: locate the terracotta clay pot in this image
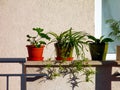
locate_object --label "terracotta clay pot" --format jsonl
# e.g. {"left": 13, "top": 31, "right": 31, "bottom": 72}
{"left": 54, "top": 43, "right": 74, "bottom": 61}
{"left": 55, "top": 57, "right": 73, "bottom": 61}
{"left": 26, "top": 45, "right": 44, "bottom": 61}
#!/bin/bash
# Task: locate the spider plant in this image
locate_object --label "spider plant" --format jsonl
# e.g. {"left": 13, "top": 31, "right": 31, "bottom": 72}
{"left": 48, "top": 27, "right": 88, "bottom": 60}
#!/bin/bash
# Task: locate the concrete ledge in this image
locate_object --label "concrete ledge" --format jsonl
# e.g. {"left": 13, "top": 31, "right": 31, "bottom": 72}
{"left": 25, "top": 60, "right": 120, "bottom": 67}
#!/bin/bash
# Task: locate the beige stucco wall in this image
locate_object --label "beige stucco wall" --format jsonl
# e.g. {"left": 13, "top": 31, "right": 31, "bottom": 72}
{"left": 0, "top": 0, "right": 94, "bottom": 59}
{"left": 0, "top": 0, "right": 99, "bottom": 90}
{"left": 0, "top": 1, "right": 120, "bottom": 90}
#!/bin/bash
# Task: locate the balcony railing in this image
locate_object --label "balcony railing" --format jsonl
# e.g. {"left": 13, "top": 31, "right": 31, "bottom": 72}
{"left": 1, "top": 59, "right": 120, "bottom": 90}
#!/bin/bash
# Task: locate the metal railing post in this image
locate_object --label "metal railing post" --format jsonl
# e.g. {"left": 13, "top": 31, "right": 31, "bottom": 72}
{"left": 0, "top": 58, "right": 26, "bottom": 90}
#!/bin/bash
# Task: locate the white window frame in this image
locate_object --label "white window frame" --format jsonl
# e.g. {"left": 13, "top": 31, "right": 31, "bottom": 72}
{"left": 95, "top": 0, "right": 116, "bottom": 60}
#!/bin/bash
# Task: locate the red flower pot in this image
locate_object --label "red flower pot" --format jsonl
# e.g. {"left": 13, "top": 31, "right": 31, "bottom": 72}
{"left": 26, "top": 45, "right": 44, "bottom": 61}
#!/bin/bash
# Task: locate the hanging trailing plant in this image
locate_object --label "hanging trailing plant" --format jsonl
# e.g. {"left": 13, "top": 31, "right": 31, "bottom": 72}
{"left": 38, "top": 58, "right": 95, "bottom": 90}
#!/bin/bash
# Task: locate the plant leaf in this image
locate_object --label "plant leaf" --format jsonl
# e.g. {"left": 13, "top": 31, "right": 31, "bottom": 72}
{"left": 102, "top": 38, "right": 114, "bottom": 43}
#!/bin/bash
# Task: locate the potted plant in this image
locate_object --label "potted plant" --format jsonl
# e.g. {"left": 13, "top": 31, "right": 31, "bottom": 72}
{"left": 106, "top": 19, "right": 120, "bottom": 60}
{"left": 48, "top": 27, "right": 88, "bottom": 61}
{"left": 87, "top": 35, "right": 113, "bottom": 61}
{"left": 26, "top": 27, "right": 51, "bottom": 61}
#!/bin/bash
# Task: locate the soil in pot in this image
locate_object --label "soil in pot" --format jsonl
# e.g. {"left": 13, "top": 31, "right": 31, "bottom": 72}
{"left": 55, "top": 57, "right": 73, "bottom": 61}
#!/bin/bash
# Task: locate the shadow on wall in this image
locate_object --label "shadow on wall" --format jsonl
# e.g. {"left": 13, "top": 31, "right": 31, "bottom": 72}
{"left": 26, "top": 62, "right": 120, "bottom": 90}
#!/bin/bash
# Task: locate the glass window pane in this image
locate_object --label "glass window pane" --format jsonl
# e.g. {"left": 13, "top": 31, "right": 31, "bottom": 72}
{"left": 102, "top": 0, "right": 120, "bottom": 54}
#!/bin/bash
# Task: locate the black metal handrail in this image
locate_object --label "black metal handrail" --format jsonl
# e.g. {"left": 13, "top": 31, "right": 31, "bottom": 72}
{"left": 0, "top": 58, "right": 48, "bottom": 90}
{"left": 0, "top": 58, "right": 26, "bottom": 90}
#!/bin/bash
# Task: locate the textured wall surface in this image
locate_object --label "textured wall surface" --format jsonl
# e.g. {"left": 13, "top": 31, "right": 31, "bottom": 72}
{"left": 0, "top": 0, "right": 120, "bottom": 90}
{"left": 0, "top": 0, "right": 96, "bottom": 90}
{"left": 0, "top": 0, "right": 94, "bottom": 59}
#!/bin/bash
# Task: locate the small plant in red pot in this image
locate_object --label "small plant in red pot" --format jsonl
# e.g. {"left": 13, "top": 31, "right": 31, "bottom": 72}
{"left": 48, "top": 27, "right": 88, "bottom": 61}
{"left": 26, "top": 27, "right": 50, "bottom": 61}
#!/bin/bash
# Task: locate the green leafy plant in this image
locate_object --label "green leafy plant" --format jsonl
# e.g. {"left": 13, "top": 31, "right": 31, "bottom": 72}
{"left": 106, "top": 19, "right": 120, "bottom": 40}
{"left": 48, "top": 27, "right": 88, "bottom": 59}
{"left": 87, "top": 35, "right": 113, "bottom": 44}
{"left": 27, "top": 27, "right": 51, "bottom": 48}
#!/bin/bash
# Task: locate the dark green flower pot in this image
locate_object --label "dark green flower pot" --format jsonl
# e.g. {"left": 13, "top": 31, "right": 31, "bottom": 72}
{"left": 89, "top": 43, "right": 108, "bottom": 61}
